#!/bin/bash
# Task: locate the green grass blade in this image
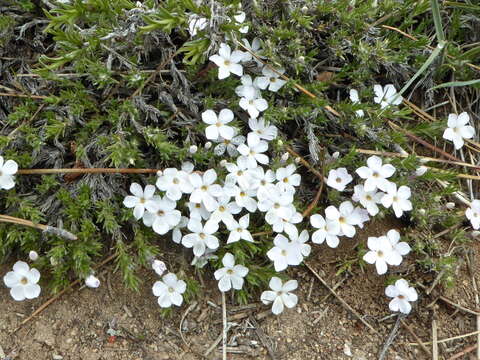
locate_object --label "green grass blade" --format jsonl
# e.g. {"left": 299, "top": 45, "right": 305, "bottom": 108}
{"left": 430, "top": 0, "right": 445, "bottom": 42}
{"left": 428, "top": 79, "right": 480, "bottom": 91}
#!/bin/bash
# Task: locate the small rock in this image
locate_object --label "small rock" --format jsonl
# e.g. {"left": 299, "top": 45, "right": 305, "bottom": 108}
{"left": 344, "top": 342, "right": 352, "bottom": 357}
{"left": 52, "top": 355, "right": 63, "bottom": 360}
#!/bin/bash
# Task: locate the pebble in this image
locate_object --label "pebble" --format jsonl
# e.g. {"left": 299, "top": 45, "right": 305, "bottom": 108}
{"left": 52, "top": 355, "right": 63, "bottom": 360}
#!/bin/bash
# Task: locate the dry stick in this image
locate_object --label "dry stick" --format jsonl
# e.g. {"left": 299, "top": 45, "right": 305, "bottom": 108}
{"left": 9, "top": 103, "right": 45, "bottom": 138}
{"left": 400, "top": 319, "right": 432, "bottom": 357}
{"left": 249, "top": 315, "right": 277, "bottom": 360}
{"left": 448, "top": 344, "right": 478, "bottom": 360}
{"left": 179, "top": 301, "right": 197, "bottom": 348}
{"left": 0, "top": 92, "right": 48, "bottom": 99}
{"left": 222, "top": 292, "right": 227, "bottom": 360}
{"left": 432, "top": 312, "right": 439, "bottom": 360}
{"left": 17, "top": 168, "right": 159, "bottom": 175}
{"left": 304, "top": 262, "right": 379, "bottom": 335}
{"left": 0, "top": 214, "right": 77, "bottom": 241}
{"left": 302, "top": 149, "right": 326, "bottom": 217}
{"left": 407, "top": 330, "right": 480, "bottom": 346}
{"left": 285, "top": 146, "right": 324, "bottom": 180}
{"left": 233, "top": 39, "right": 340, "bottom": 117}
{"left": 378, "top": 314, "right": 404, "bottom": 360}
{"left": 467, "top": 253, "right": 480, "bottom": 360}
{"left": 11, "top": 252, "right": 118, "bottom": 333}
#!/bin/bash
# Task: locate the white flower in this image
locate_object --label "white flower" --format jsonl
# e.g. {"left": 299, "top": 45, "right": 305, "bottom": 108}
{"left": 189, "top": 145, "right": 198, "bottom": 154}
{"left": 415, "top": 166, "right": 428, "bottom": 177}
{"left": 353, "top": 206, "right": 370, "bottom": 228}
{"left": 466, "top": 200, "right": 480, "bottom": 229}
{"left": 235, "top": 75, "right": 261, "bottom": 99}
{"left": 205, "top": 141, "right": 212, "bottom": 150}
{"left": 28, "top": 251, "right": 39, "bottom": 261}
{"left": 156, "top": 168, "right": 193, "bottom": 201}
{"left": 191, "top": 248, "right": 217, "bottom": 268}
{"left": 189, "top": 169, "right": 223, "bottom": 211}
{"left": 271, "top": 206, "right": 303, "bottom": 236}
{"left": 239, "top": 93, "right": 268, "bottom": 119}
{"left": 349, "top": 89, "right": 364, "bottom": 117}
{"left": 326, "top": 168, "right": 353, "bottom": 192}
{"left": 248, "top": 118, "right": 278, "bottom": 142}
{"left": 152, "top": 260, "right": 167, "bottom": 276}
{"left": 214, "top": 134, "right": 245, "bottom": 157}
{"left": 356, "top": 156, "right": 396, "bottom": 192}
{"left": 241, "top": 38, "right": 264, "bottom": 63}
{"left": 123, "top": 183, "right": 156, "bottom": 220}
{"left": 276, "top": 164, "right": 301, "bottom": 193}
{"left": 234, "top": 11, "right": 248, "bottom": 33}
{"left": 209, "top": 43, "right": 244, "bottom": 79}
{"left": 187, "top": 201, "right": 211, "bottom": 221}
{"left": 363, "top": 236, "right": 397, "bottom": 275}
{"left": 226, "top": 214, "right": 253, "bottom": 243}
{"left": 3, "top": 261, "right": 41, "bottom": 301}
{"left": 225, "top": 185, "right": 258, "bottom": 213}
{"left": 261, "top": 277, "right": 298, "bottom": 315}
{"left": 267, "top": 234, "right": 303, "bottom": 271}
{"left": 325, "top": 201, "right": 360, "bottom": 238}
{"left": 289, "top": 229, "right": 311, "bottom": 258}
{"left": 225, "top": 157, "right": 253, "bottom": 189}
{"left": 85, "top": 274, "right": 100, "bottom": 288}
{"left": 310, "top": 214, "right": 341, "bottom": 248}
{"left": 373, "top": 84, "right": 403, "bottom": 109}
{"left": 257, "top": 186, "right": 294, "bottom": 220}
{"left": 250, "top": 167, "right": 276, "bottom": 191}
{"left": 214, "top": 253, "right": 249, "bottom": 292}
{"left": 208, "top": 195, "right": 241, "bottom": 226}
{"left": 142, "top": 196, "right": 181, "bottom": 235}
{"left": 172, "top": 216, "right": 189, "bottom": 244}
{"left": 0, "top": 156, "right": 18, "bottom": 190}
{"left": 152, "top": 273, "right": 186, "bottom": 308}
{"left": 386, "top": 229, "right": 410, "bottom": 264}
{"left": 237, "top": 134, "right": 269, "bottom": 168}
{"left": 202, "top": 108, "right": 235, "bottom": 140}
{"left": 181, "top": 219, "right": 219, "bottom": 257}
{"left": 385, "top": 279, "right": 418, "bottom": 314}
{"left": 381, "top": 183, "right": 412, "bottom": 218}
{"left": 188, "top": 14, "right": 207, "bottom": 36}
{"left": 442, "top": 112, "right": 475, "bottom": 150}
{"left": 352, "top": 184, "right": 384, "bottom": 216}
{"left": 255, "top": 67, "right": 287, "bottom": 92}
{"left": 181, "top": 161, "right": 195, "bottom": 174}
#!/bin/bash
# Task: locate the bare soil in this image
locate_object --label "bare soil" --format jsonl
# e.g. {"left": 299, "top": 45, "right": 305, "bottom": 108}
{"left": 1, "top": 217, "right": 479, "bottom": 360}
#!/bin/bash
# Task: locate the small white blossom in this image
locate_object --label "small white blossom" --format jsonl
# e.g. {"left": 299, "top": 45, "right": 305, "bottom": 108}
{"left": 267, "top": 234, "right": 303, "bottom": 271}
{"left": 28, "top": 251, "right": 39, "bottom": 261}
{"left": 225, "top": 157, "right": 253, "bottom": 189}
{"left": 205, "top": 141, "right": 212, "bottom": 150}
{"left": 326, "top": 168, "right": 353, "bottom": 192}
{"left": 415, "top": 166, "right": 428, "bottom": 177}
{"left": 255, "top": 67, "right": 287, "bottom": 92}
{"left": 189, "top": 145, "right": 198, "bottom": 154}
{"left": 152, "top": 260, "right": 167, "bottom": 276}
{"left": 261, "top": 277, "right": 298, "bottom": 315}
{"left": 352, "top": 184, "right": 384, "bottom": 216}
{"left": 182, "top": 219, "right": 219, "bottom": 257}
{"left": 156, "top": 168, "right": 193, "bottom": 201}
{"left": 280, "top": 152, "right": 289, "bottom": 162}
{"left": 202, "top": 108, "right": 235, "bottom": 140}
{"left": 214, "top": 134, "right": 245, "bottom": 157}
{"left": 123, "top": 183, "right": 156, "bottom": 220}
{"left": 356, "top": 156, "right": 396, "bottom": 192}
{"left": 235, "top": 75, "right": 261, "bottom": 99}
{"left": 289, "top": 229, "right": 311, "bottom": 258}
{"left": 270, "top": 206, "right": 303, "bottom": 236}
{"left": 248, "top": 118, "right": 278, "bottom": 142}
{"left": 385, "top": 279, "right": 418, "bottom": 314}
{"left": 386, "top": 229, "right": 410, "bottom": 264}
{"left": 250, "top": 167, "right": 276, "bottom": 192}
{"left": 3, "top": 261, "right": 41, "bottom": 301}
{"left": 363, "top": 236, "right": 397, "bottom": 275}
{"left": 187, "top": 201, "right": 211, "bottom": 221}
{"left": 353, "top": 206, "right": 370, "bottom": 228}
{"left": 257, "top": 186, "right": 294, "bottom": 220}
{"left": 214, "top": 253, "right": 249, "bottom": 292}
{"left": 325, "top": 201, "right": 360, "bottom": 238}
{"left": 85, "top": 274, "right": 100, "bottom": 288}
{"left": 276, "top": 164, "right": 301, "bottom": 193}
{"left": 373, "top": 84, "right": 403, "bottom": 109}
{"left": 172, "top": 216, "right": 189, "bottom": 243}
{"left": 225, "top": 185, "right": 258, "bottom": 213}
{"left": 189, "top": 169, "right": 224, "bottom": 212}
{"left": 0, "top": 156, "right": 18, "bottom": 190}
{"left": 152, "top": 273, "right": 186, "bottom": 308}
{"left": 443, "top": 112, "right": 475, "bottom": 150}
{"left": 234, "top": 11, "right": 249, "bottom": 33}
{"left": 237, "top": 134, "right": 269, "bottom": 168}
{"left": 227, "top": 214, "right": 254, "bottom": 243}
{"left": 310, "top": 214, "right": 341, "bottom": 248}
{"left": 142, "top": 196, "right": 181, "bottom": 235}
{"left": 349, "top": 89, "right": 364, "bottom": 117}
{"left": 241, "top": 38, "right": 264, "bottom": 63}
{"left": 467, "top": 200, "right": 480, "bottom": 229}
{"left": 209, "top": 43, "right": 244, "bottom": 79}
{"left": 188, "top": 14, "right": 207, "bottom": 36}
{"left": 208, "top": 195, "right": 241, "bottom": 226}
{"left": 239, "top": 92, "right": 268, "bottom": 119}
{"left": 381, "top": 183, "right": 412, "bottom": 218}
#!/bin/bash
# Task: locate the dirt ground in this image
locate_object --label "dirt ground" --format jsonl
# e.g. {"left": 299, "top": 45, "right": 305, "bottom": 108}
{"left": 1, "top": 217, "right": 480, "bottom": 360}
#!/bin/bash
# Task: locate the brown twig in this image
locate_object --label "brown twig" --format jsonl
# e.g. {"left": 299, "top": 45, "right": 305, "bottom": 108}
{"left": 0, "top": 214, "right": 77, "bottom": 240}
{"left": 302, "top": 148, "right": 326, "bottom": 217}
{"left": 407, "top": 330, "right": 480, "bottom": 346}
{"left": 11, "top": 252, "right": 118, "bottom": 333}
{"left": 448, "top": 344, "right": 478, "bottom": 360}
{"left": 17, "top": 168, "right": 160, "bottom": 175}
{"left": 432, "top": 311, "right": 439, "bottom": 360}
{"left": 249, "top": 315, "right": 277, "bottom": 360}
{"left": 285, "top": 146, "right": 324, "bottom": 180}
{"left": 304, "top": 262, "right": 379, "bottom": 335}
{"left": 400, "top": 319, "right": 432, "bottom": 357}
{"left": 0, "top": 92, "right": 48, "bottom": 99}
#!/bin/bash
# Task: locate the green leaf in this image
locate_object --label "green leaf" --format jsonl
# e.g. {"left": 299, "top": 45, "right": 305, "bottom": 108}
{"left": 428, "top": 79, "right": 480, "bottom": 91}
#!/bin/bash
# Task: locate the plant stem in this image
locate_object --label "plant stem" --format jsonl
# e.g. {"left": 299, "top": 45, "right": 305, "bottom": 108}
{"left": 0, "top": 214, "right": 77, "bottom": 240}
{"left": 17, "top": 168, "right": 160, "bottom": 175}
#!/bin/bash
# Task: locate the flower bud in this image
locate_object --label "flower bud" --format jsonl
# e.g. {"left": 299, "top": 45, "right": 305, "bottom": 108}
{"left": 332, "top": 151, "right": 340, "bottom": 159}
{"left": 152, "top": 259, "right": 167, "bottom": 276}
{"left": 415, "top": 166, "right": 428, "bottom": 176}
{"left": 280, "top": 152, "right": 289, "bottom": 162}
{"left": 29, "top": 250, "right": 39, "bottom": 261}
{"left": 445, "top": 202, "right": 455, "bottom": 209}
{"left": 220, "top": 159, "right": 228, "bottom": 167}
{"left": 156, "top": 170, "right": 163, "bottom": 176}
{"left": 418, "top": 208, "right": 426, "bottom": 215}
{"left": 294, "top": 157, "right": 301, "bottom": 164}
{"left": 434, "top": 196, "right": 441, "bottom": 202}
{"left": 189, "top": 145, "right": 198, "bottom": 154}
{"left": 277, "top": 139, "right": 283, "bottom": 146}
{"left": 85, "top": 274, "right": 100, "bottom": 288}
{"left": 204, "top": 142, "right": 212, "bottom": 150}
